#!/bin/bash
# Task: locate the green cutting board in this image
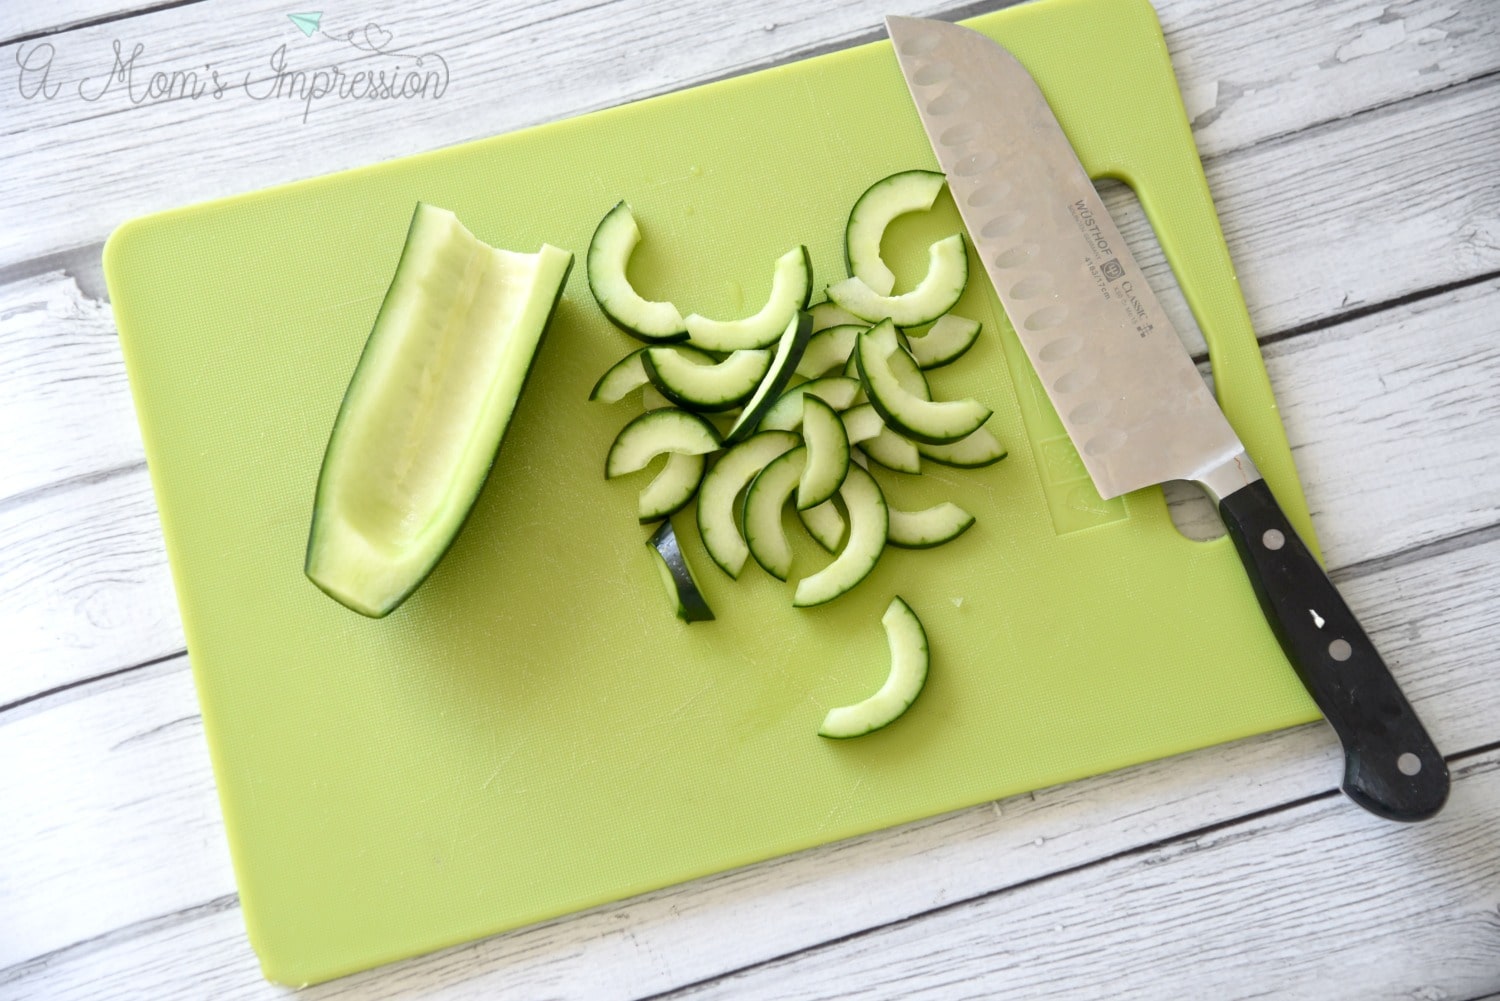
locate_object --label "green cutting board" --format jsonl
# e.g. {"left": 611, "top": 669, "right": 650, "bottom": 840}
{"left": 104, "top": 0, "right": 1319, "bottom": 985}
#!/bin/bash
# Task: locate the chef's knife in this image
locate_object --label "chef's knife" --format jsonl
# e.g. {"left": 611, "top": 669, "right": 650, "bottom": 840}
{"left": 886, "top": 15, "right": 1447, "bottom": 822}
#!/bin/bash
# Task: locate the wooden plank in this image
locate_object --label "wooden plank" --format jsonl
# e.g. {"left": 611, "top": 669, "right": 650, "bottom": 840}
{"left": 668, "top": 750, "right": 1500, "bottom": 1001}
{"left": 0, "top": 0, "right": 193, "bottom": 46}
{"left": 5, "top": 516, "right": 1497, "bottom": 993}
{"left": 1, "top": 0, "right": 1496, "bottom": 268}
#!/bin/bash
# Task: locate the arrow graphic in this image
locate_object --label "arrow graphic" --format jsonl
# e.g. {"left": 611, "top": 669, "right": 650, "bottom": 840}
{"left": 287, "top": 11, "right": 322, "bottom": 37}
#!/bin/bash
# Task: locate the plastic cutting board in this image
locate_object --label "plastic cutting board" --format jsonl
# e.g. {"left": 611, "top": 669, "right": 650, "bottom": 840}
{"left": 104, "top": 0, "right": 1321, "bottom": 984}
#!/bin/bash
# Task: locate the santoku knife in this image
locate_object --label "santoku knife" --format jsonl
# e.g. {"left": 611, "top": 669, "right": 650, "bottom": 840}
{"left": 886, "top": 14, "right": 1447, "bottom": 821}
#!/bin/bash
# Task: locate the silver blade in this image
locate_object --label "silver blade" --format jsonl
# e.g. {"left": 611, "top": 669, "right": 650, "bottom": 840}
{"left": 887, "top": 15, "right": 1256, "bottom": 501}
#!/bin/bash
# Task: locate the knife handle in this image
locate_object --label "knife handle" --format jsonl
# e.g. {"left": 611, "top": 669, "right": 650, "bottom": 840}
{"left": 1217, "top": 479, "right": 1448, "bottom": 821}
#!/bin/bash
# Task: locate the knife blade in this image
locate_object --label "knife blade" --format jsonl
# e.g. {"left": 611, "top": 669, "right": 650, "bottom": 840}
{"left": 887, "top": 14, "right": 1448, "bottom": 821}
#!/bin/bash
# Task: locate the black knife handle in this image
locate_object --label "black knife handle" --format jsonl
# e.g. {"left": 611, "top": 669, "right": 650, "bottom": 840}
{"left": 1218, "top": 479, "right": 1448, "bottom": 821}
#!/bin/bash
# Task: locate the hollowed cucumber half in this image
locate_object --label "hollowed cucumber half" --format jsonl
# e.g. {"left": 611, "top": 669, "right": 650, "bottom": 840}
{"left": 797, "top": 395, "right": 850, "bottom": 510}
{"left": 306, "top": 203, "right": 573, "bottom": 617}
{"left": 606, "top": 409, "right": 723, "bottom": 522}
{"left": 643, "top": 345, "right": 772, "bottom": 412}
{"left": 648, "top": 519, "right": 715, "bottom": 623}
{"left": 793, "top": 462, "right": 888, "bottom": 608}
{"left": 587, "top": 201, "right": 688, "bottom": 343}
{"left": 760, "top": 376, "right": 861, "bottom": 432}
{"left": 844, "top": 170, "right": 947, "bottom": 296}
{"left": 827, "top": 233, "right": 968, "bottom": 327}
{"left": 818, "top": 596, "right": 929, "bottom": 738}
{"left": 742, "top": 446, "right": 807, "bottom": 581}
{"left": 697, "top": 430, "right": 801, "bottom": 578}
{"left": 685, "top": 246, "right": 813, "bottom": 351}
{"left": 907, "top": 313, "right": 981, "bottom": 369}
{"left": 724, "top": 311, "right": 814, "bottom": 443}
{"left": 857, "top": 319, "right": 990, "bottom": 445}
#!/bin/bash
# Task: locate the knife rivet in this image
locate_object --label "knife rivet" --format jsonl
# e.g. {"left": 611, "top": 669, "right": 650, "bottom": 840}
{"left": 1261, "top": 528, "right": 1285, "bottom": 550}
{"left": 1328, "top": 639, "right": 1353, "bottom": 662}
{"left": 1397, "top": 752, "right": 1422, "bottom": 776}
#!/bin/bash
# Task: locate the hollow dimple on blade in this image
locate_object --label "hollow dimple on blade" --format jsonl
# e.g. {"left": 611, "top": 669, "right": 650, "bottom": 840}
{"left": 886, "top": 15, "right": 1246, "bottom": 499}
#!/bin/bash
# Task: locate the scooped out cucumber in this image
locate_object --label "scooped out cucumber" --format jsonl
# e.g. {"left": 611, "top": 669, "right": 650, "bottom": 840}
{"left": 643, "top": 345, "right": 772, "bottom": 412}
{"left": 799, "top": 500, "right": 846, "bottom": 552}
{"left": 724, "top": 311, "right": 814, "bottom": 443}
{"left": 907, "top": 313, "right": 981, "bottom": 369}
{"left": 606, "top": 409, "right": 722, "bottom": 522}
{"left": 818, "top": 596, "right": 929, "bottom": 738}
{"left": 648, "top": 519, "right": 714, "bottom": 623}
{"left": 685, "top": 246, "right": 813, "bottom": 351}
{"left": 917, "top": 425, "right": 1008, "bottom": 468}
{"left": 857, "top": 319, "right": 991, "bottom": 445}
{"left": 887, "top": 500, "right": 975, "bottom": 549}
{"left": 760, "top": 376, "right": 861, "bottom": 432}
{"left": 587, "top": 201, "right": 688, "bottom": 343}
{"left": 827, "top": 233, "right": 968, "bottom": 327}
{"left": 697, "top": 430, "right": 800, "bottom": 578}
{"left": 306, "top": 203, "right": 573, "bottom": 617}
{"left": 844, "top": 170, "right": 947, "bottom": 296}
{"left": 742, "top": 446, "right": 807, "bottom": 581}
{"left": 797, "top": 394, "right": 850, "bottom": 510}
{"left": 796, "top": 323, "right": 863, "bottom": 378}
{"left": 793, "top": 462, "right": 888, "bottom": 608}
{"left": 590, "top": 344, "right": 715, "bottom": 403}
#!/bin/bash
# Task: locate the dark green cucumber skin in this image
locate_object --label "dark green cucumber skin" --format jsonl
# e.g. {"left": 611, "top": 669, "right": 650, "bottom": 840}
{"left": 842, "top": 170, "right": 945, "bottom": 281}
{"left": 916, "top": 441, "right": 1008, "bottom": 469}
{"left": 886, "top": 516, "right": 976, "bottom": 550}
{"left": 796, "top": 245, "right": 815, "bottom": 310}
{"left": 588, "top": 347, "right": 646, "bottom": 402}
{"left": 649, "top": 519, "right": 715, "bottom": 623}
{"left": 304, "top": 226, "right": 574, "bottom": 618}
{"left": 855, "top": 329, "right": 983, "bottom": 447}
{"left": 588, "top": 200, "right": 689, "bottom": 344}
{"left": 725, "top": 311, "right": 814, "bottom": 444}
{"left": 639, "top": 350, "right": 766, "bottom": 413}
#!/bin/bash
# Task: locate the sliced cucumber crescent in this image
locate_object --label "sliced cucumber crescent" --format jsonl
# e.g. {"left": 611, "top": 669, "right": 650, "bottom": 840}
{"left": 590, "top": 344, "right": 715, "bottom": 403}
{"left": 793, "top": 463, "right": 888, "bottom": 608}
{"left": 857, "top": 319, "right": 991, "bottom": 445}
{"left": 799, "top": 500, "right": 846, "bottom": 553}
{"left": 606, "top": 409, "right": 722, "bottom": 522}
{"left": 842, "top": 403, "right": 922, "bottom": 475}
{"left": 807, "top": 299, "right": 863, "bottom": 332}
{"left": 827, "top": 233, "right": 968, "bottom": 327}
{"left": 845, "top": 170, "right": 947, "bottom": 297}
{"left": 887, "top": 501, "right": 976, "bottom": 549}
{"left": 697, "top": 430, "right": 800, "bottom": 578}
{"left": 796, "top": 324, "right": 863, "bottom": 379}
{"left": 843, "top": 337, "right": 930, "bottom": 399}
{"left": 725, "top": 311, "right": 814, "bottom": 443}
{"left": 685, "top": 246, "right": 813, "bottom": 351}
{"left": 643, "top": 346, "right": 771, "bottom": 412}
{"left": 917, "top": 425, "right": 1008, "bottom": 468}
{"left": 742, "top": 446, "right": 807, "bottom": 581}
{"left": 760, "top": 376, "right": 861, "bottom": 432}
{"left": 587, "top": 201, "right": 687, "bottom": 343}
{"left": 306, "top": 203, "right": 573, "bottom": 618}
{"left": 818, "top": 596, "right": 929, "bottom": 739}
{"left": 648, "top": 520, "right": 714, "bottom": 623}
{"left": 908, "top": 313, "right": 982, "bottom": 370}
{"left": 797, "top": 395, "right": 850, "bottom": 510}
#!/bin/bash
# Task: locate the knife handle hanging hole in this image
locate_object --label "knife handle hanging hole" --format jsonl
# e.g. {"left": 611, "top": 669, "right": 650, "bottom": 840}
{"left": 1261, "top": 528, "right": 1285, "bottom": 550}
{"left": 1329, "top": 639, "right": 1352, "bottom": 662}
{"left": 1397, "top": 752, "right": 1422, "bottom": 776}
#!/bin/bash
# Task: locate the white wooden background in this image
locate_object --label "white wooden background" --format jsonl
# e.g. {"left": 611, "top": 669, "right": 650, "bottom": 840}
{"left": 2, "top": 0, "right": 1499, "bottom": 996}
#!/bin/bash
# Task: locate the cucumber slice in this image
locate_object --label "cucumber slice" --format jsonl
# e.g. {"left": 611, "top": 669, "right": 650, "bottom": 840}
{"left": 648, "top": 519, "right": 714, "bottom": 623}
{"left": 807, "top": 299, "right": 863, "bottom": 332}
{"left": 799, "top": 499, "right": 846, "bottom": 553}
{"left": 685, "top": 246, "right": 813, "bottom": 351}
{"left": 857, "top": 319, "right": 991, "bottom": 445}
{"left": 797, "top": 395, "right": 850, "bottom": 510}
{"left": 590, "top": 344, "right": 715, "bottom": 403}
{"left": 742, "top": 446, "right": 807, "bottom": 580}
{"left": 792, "top": 463, "right": 888, "bottom": 608}
{"left": 796, "top": 324, "right": 863, "bottom": 378}
{"left": 845, "top": 170, "right": 947, "bottom": 297}
{"left": 827, "top": 233, "right": 968, "bottom": 327}
{"left": 818, "top": 596, "right": 929, "bottom": 738}
{"left": 696, "top": 430, "right": 800, "bottom": 578}
{"left": 306, "top": 203, "right": 573, "bottom": 617}
{"left": 641, "top": 384, "right": 673, "bottom": 410}
{"left": 725, "top": 311, "right": 814, "bottom": 443}
{"left": 842, "top": 337, "right": 930, "bottom": 399}
{"left": 587, "top": 201, "right": 687, "bottom": 343}
{"left": 840, "top": 403, "right": 885, "bottom": 445}
{"left": 760, "top": 376, "right": 861, "bottom": 432}
{"left": 643, "top": 346, "right": 772, "bottom": 412}
{"left": 908, "top": 313, "right": 982, "bottom": 369}
{"left": 605, "top": 409, "right": 722, "bottom": 522}
{"left": 917, "top": 426, "right": 1008, "bottom": 468}
{"left": 842, "top": 403, "right": 922, "bottom": 474}
{"left": 887, "top": 501, "right": 976, "bottom": 549}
